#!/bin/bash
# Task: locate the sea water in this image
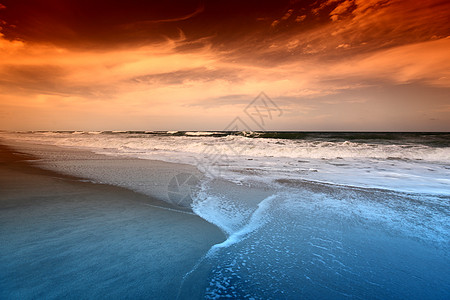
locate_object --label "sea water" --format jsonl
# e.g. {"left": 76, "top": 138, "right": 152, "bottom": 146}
{"left": 1, "top": 131, "right": 449, "bottom": 299}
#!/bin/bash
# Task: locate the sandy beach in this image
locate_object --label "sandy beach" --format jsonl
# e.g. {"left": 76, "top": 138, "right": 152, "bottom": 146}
{"left": 1, "top": 135, "right": 448, "bottom": 299}
{"left": 0, "top": 143, "right": 225, "bottom": 299}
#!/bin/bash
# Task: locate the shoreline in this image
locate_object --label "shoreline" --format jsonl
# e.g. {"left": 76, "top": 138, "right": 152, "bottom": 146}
{"left": 0, "top": 142, "right": 226, "bottom": 298}
{"left": 1, "top": 138, "right": 449, "bottom": 298}
{"left": 0, "top": 138, "right": 206, "bottom": 211}
{"left": 0, "top": 137, "right": 277, "bottom": 232}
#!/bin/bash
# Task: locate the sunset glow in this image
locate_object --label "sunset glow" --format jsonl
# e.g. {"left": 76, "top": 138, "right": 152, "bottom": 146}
{"left": 1, "top": 0, "right": 449, "bottom": 131}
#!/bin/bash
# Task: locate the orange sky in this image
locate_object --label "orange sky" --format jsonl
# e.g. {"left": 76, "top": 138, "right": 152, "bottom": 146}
{"left": 0, "top": 0, "right": 449, "bottom": 131}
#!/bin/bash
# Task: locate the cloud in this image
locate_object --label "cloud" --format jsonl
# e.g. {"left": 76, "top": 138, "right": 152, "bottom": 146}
{"left": 281, "top": 9, "right": 294, "bottom": 21}
{"left": 124, "top": 4, "right": 204, "bottom": 27}
{"left": 1, "top": 30, "right": 448, "bottom": 116}
{"left": 271, "top": 9, "right": 294, "bottom": 27}
{"left": 328, "top": 0, "right": 449, "bottom": 43}
{"left": 131, "top": 67, "right": 242, "bottom": 85}
{"left": 0, "top": 0, "right": 449, "bottom": 130}
{"left": 295, "top": 15, "right": 306, "bottom": 23}
{"left": 0, "top": 4, "right": 5, "bottom": 10}
{"left": 271, "top": 20, "right": 280, "bottom": 27}
{"left": 336, "top": 43, "right": 350, "bottom": 48}
{"left": 0, "top": 34, "right": 218, "bottom": 99}
{"left": 329, "top": 0, "right": 354, "bottom": 21}
{"left": 312, "top": 0, "right": 341, "bottom": 15}
{"left": 0, "top": 33, "right": 24, "bottom": 52}
{"left": 330, "top": 37, "right": 450, "bottom": 87}
{"left": 239, "top": 0, "right": 450, "bottom": 67}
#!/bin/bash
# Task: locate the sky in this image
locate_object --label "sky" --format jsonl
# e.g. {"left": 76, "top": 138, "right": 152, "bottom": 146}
{"left": 0, "top": 0, "right": 449, "bottom": 131}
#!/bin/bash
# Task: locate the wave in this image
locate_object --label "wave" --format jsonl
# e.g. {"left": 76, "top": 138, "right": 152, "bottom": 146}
{"left": 18, "top": 130, "right": 449, "bottom": 145}
{"left": 1, "top": 131, "right": 449, "bottom": 195}
{"left": 181, "top": 180, "right": 449, "bottom": 299}
{"left": 9, "top": 132, "right": 449, "bottom": 160}
{"left": 206, "top": 194, "right": 277, "bottom": 252}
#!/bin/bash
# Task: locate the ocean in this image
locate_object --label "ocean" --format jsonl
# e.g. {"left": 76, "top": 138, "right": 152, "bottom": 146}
{"left": 3, "top": 131, "right": 449, "bottom": 194}
{"left": 0, "top": 131, "right": 449, "bottom": 299}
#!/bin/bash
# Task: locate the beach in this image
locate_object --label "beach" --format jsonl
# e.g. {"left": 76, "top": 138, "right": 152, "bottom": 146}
{"left": 0, "top": 142, "right": 225, "bottom": 299}
{"left": 0, "top": 132, "right": 449, "bottom": 299}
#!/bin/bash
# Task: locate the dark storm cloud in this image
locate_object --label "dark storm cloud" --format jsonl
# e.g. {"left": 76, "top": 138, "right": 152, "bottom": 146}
{"left": 0, "top": 0, "right": 206, "bottom": 46}
{"left": 0, "top": 0, "right": 319, "bottom": 49}
{"left": 1, "top": 0, "right": 449, "bottom": 65}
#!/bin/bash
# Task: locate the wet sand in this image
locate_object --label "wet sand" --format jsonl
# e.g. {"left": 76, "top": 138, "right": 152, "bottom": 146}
{"left": 1, "top": 139, "right": 206, "bottom": 207}
{"left": 0, "top": 143, "right": 225, "bottom": 299}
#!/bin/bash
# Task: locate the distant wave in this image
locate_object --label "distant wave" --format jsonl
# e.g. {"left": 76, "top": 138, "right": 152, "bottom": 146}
{"left": 1, "top": 131, "right": 449, "bottom": 195}
{"left": 16, "top": 130, "right": 450, "bottom": 147}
